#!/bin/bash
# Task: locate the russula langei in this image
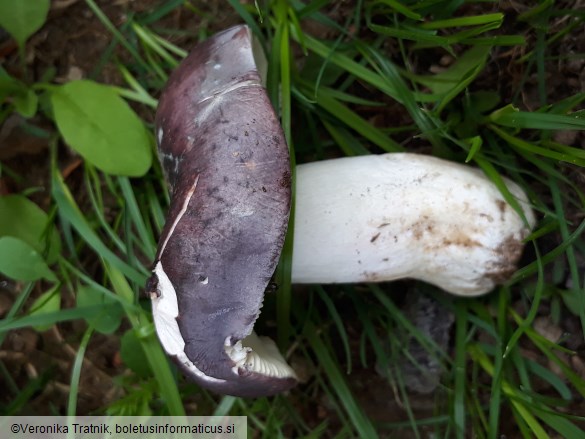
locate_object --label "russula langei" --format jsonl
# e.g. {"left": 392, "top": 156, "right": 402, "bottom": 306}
{"left": 147, "top": 24, "right": 535, "bottom": 397}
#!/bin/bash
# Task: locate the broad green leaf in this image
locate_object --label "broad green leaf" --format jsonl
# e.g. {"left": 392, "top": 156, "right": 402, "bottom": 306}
{"left": 0, "top": 195, "right": 61, "bottom": 263}
{"left": 13, "top": 88, "right": 38, "bottom": 117}
{"left": 0, "top": 67, "right": 26, "bottom": 100}
{"left": 120, "top": 329, "right": 152, "bottom": 378}
{"left": 0, "top": 68, "right": 38, "bottom": 117}
{"left": 0, "top": 0, "right": 50, "bottom": 48}
{"left": 51, "top": 80, "right": 152, "bottom": 176}
{"left": 0, "top": 236, "right": 56, "bottom": 282}
{"left": 76, "top": 285, "right": 123, "bottom": 334}
{"left": 28, "top": 286, "right": 61, "bottom": 332}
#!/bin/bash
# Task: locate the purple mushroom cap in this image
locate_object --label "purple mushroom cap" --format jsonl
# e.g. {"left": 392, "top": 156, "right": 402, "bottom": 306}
{"left": 147, "top": 25, "right": 296, "bottom": 397}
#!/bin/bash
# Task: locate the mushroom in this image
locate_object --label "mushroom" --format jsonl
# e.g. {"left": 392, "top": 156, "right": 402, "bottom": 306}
{"left": 148, "top": 25, "right": 535, "bottom": 397}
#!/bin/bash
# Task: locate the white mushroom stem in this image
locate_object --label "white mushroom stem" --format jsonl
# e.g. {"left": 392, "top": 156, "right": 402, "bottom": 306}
{"left": 291, "top": 153, "right": 535, "bottom": 296}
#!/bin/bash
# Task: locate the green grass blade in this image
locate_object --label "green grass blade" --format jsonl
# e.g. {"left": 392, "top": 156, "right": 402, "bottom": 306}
{"left": 227, "top": 0, "right": 265, "bottom": 44}
{"left": 322, "top": 120, "right": 371, "bottom": 156}
{"left": 308, "top": 85, "right": 404, "bottom": 152}
{"left": 533, "top": 408, "right": 585, "bottom": 439}
{"left": 369, "top": 0, "right": 422, "bottom": 20}
{"left": 420, "top": 14, "right": 503, "bottom": 30}
{"left": 453, "top": 302, "right": 467, "bottom": 439}
{"left": 67, "top": 325, "right": 94, "bottom": 416}
{"left": 490, "top": 124, "right": 585, "bottom": 167}
{"left": 411, "top": 45, "right": 491, "bottom": 112}
{"left": 474, "top": 155, "right": 534, "bottom": 226}
{"left": 491, "top": 110, "right": 585, "bottom": 130}
{"left": 316, "top": 286, "right": 352, "bottom": 373}
{"left": 118, "top": 176, "right": 156, "bottom": 260}
{"left": 549, "top": 176, "right": 585, "bottom": 337}
{"left": 51, "top": 168, "right": 146, "bottom": 285}
{"left": 291, "top": 29, "right": 403, "bottom": 104}
{"left": 487, "top": 289, "right": 507, "bottom": 439}
{"left": 106, "top": 262, "right": 185, "bottom": 415}
{"left": 0, "top": 305, "right": 119, "bottom": 332}
{"left": 131, "top": 22, "right": 180, "bottom": 68}
{"left": 510, "top": 218, "right": 585, "bottom": 283}
{"left": 357, "top": 43, "right": 447, "bottom": 151}
{"left": 303, "top": 320, "right": 379, "bottom": 438}
{"left": 84, "top": 0, "right": 150, "bottom": 72}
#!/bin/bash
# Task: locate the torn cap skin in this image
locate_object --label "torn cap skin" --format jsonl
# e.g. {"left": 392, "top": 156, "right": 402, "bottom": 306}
{"left": 148, "top": 25, "right": 296, "bottom": 397}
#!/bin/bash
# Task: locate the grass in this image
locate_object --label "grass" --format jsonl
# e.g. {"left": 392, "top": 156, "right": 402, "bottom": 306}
{"left": 1, "top": 0, "right": 585, "bottom": 437}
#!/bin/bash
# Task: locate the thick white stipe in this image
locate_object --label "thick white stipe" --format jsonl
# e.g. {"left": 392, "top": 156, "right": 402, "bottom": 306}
{"left": 291, "top": 153, "right": 536, "bottom": 296}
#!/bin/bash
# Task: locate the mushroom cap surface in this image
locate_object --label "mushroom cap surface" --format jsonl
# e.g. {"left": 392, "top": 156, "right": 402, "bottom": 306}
{"left": 149, "top": 25, "right": 295, "bottom": 397}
